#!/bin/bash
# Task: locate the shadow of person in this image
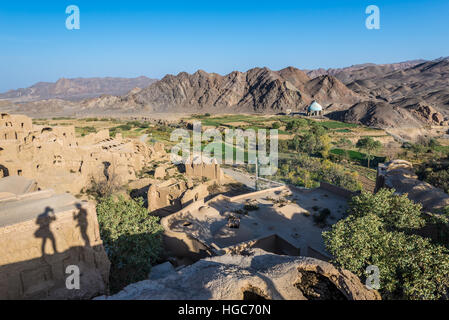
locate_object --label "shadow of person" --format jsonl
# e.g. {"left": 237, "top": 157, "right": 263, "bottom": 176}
{"left": 34, "top": 207, "right": 58, "bottom": 257}
{"left": 74, "top": 203, "right": 90, "bottom": 247}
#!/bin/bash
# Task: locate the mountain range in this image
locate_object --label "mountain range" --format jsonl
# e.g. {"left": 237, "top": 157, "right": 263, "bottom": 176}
{"left": 1, "top": 58, "right": 449, "bottom": 130}
{"left": 0, "top": 76, "right": 157, "bottom": 102}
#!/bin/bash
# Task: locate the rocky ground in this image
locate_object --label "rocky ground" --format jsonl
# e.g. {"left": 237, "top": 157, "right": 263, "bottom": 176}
{"left": 96, "top": 249, "right": 380, "bottom": 300}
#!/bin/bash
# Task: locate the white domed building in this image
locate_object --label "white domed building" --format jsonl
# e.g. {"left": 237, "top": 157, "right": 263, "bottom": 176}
{"left": 307, "top": 100, "right": 323, "bottom": 116}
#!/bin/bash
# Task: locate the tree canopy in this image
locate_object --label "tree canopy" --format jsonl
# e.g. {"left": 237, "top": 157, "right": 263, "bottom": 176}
{"left": 323, "top": 189, "right": 449, "bottom": 300}
{"left": 356, "top": 137, "right": 382, "bottom": 168}
{"left": 97, "top": 196, "right": 164, "bottom": 293}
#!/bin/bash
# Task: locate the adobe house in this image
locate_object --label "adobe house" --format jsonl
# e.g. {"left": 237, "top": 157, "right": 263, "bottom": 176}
{"left": 0, "top": 113, "right": 163, "bottom": 194}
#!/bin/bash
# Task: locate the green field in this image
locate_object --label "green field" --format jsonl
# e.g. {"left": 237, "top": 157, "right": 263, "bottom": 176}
{"left": 331, "top": 148, "right": 386, "bottom": 167}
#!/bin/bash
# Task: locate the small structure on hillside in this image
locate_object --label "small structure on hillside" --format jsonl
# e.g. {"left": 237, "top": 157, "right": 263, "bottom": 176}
{"left": 307, "top": 100, "right": 323, "bottom": 116}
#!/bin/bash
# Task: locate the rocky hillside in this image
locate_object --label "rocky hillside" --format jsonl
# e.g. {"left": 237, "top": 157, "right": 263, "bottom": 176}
{"left": 305, "top": 60, "right": 426, "bottom": 83}
{"left": 0, "top": 76, "right": 157, "bottom": 102}
{"left": 2, "top": 58, "right": 449, "bottom": 131}
{"left": 81, "top": 67, "right": 360, "bottom": 114}
{"left": 346, "top": 58, "right": 449, "bottom": 113}
{"left": 324, "top": 58, "right": 449, "bottom": 128}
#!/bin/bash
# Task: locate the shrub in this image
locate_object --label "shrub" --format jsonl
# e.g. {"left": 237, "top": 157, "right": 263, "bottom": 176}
{"left": 87, "top": 172, "right": 121, "bottom": 200}
{"left": 313, "top": 208, "right": 331, "bottom": 227}
{"left": 286, "top": 118, "right": 309, "bottom": 131}
{"left": 323, "top": 189, "right": 449, "bottom": 300}
{"left": 97, "top": 196, "right": 164, "bottom": 293}
{"left": 416, "top": 161, "right": 449, "bottom": 194}
{"left": 244, "top": 203, "right": 259, "bottom": 211}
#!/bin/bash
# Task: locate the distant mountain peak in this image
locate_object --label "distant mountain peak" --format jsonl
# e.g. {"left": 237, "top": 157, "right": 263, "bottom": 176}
{"left": 0, "top": 76, "right": 158, "bottom": 102}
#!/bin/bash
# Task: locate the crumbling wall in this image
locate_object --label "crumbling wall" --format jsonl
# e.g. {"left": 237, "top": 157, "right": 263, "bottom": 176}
{"left": 0, "top": 113, "right": 156, "bottom": 194}
{"left": 185, "top": 158, "right": 224, "bottom": 183}
{"left": 375, "top": 159, "right": 449, "bottom": 213}
{"left": 147, "top": 178, "right": 188, "bottom": 214}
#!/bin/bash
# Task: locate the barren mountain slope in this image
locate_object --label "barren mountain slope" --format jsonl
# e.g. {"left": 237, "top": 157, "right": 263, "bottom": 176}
{"left": 0, "top": 76, "right": 157, "bottom": 102}
{"left": 346, "top": 59, "right": 449, "bottom": 114}
{"left": 306, "top": 60, "right": 425, "bottom": 83}
{"left": 81, "top": 67, "right": 361, "bottom": 114}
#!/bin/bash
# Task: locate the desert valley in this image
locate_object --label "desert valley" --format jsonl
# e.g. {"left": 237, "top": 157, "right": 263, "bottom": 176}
{"left": 1, "top": 57, "right": 449, "bottom": 301}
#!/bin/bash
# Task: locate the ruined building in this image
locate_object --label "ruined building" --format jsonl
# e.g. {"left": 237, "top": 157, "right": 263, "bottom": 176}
{"left": 375, "top": 159, "right": 449, "bottom": 214}
{"left": 185, "top": 156, "right": 224, "bottom": 183}
{"left": 147, "top": 158, "right": 224, "bottom": 216}
{"left": 0, "top": 113, "right": 162, "bottom": 194}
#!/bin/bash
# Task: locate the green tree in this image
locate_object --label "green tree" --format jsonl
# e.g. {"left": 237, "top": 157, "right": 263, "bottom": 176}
{"left": 97, "top": 196, "right": 164, "bottom": 293}
{"left": 411, "top": 143, "right": 427, "bottom": 158}
{"left": 286, "top": 118, "right": 308, "bottom": 131}
{"left": 271, "top": 121, "right": 281, "bottom": 129}
{"left": 356, "top": 137, "right": 382, "bottom": 168}
{"left": 319, "top": 134, "right": 331, "bottom": 159}
{"left": 323, "top": 189, "right": 449, "bottom": 300}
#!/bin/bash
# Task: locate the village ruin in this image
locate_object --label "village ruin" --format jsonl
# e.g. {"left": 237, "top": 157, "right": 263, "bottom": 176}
{"left": 0, "top": 112, "right": 447, "bottom": 300}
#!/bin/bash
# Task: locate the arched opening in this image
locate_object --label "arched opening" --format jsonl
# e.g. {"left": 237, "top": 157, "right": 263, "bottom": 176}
{"left": 41, "top": 127, "right": 53, "bottom": 134}
{"left": 294, "top": 271, "right": 347, "bottom": 300}
{"left": 241, "top": 285, "right": 269, "bottom": 300}
{"left": 0, "top": 164, "right": 9, "bottom": 178}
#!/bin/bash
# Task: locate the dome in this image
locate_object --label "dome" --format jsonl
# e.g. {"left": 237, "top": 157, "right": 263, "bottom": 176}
{"left": 308, "top": 101, "right": 323, "bottom": 112}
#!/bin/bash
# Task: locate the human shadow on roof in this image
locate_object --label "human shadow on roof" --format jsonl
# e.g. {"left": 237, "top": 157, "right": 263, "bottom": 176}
{"left": 74, "top": 203, "right": 91, "bottom": 247}
{"left": 34, "top": 206, "right": 58, "bottom": 258}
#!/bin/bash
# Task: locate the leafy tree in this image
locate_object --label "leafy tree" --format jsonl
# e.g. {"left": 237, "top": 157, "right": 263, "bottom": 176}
{"left": 323, "top": 189, "right": 449, "bottom": 300}
{"left": 428, "top": 138, "right": 441, "bottom": 149}
{"left": 319, "top": 134, "right": 331, "bottom": 159}
{"left": 310, "top": 123, "right": 326, "bottom": 137}
{"left": 356, "top": 137, "right": 382, "bottom": 168}
{"left": 271, "top": 121, "right": 281, "bottom": 129}
{"left": 97, "top": 196, "right": 164, "bottom": 293}
{"left": 298, "top": 132, "right": 318, "bottom": 154}
{"left": 411, "top": 143, "right": 427, "bottom": 158}
{"left": 286, "top": 118, "right": 308, "bottom": 131}
{"left": 416, "top": 160, "right": 449, "bottom": 194}
{"left": 337, "top": 138, "right": 353, "bottom": 149}
{"left": 349, "top": 189, "right": 425, "bottom": 229}
{"left": 274, "top": 155, "right": 362, "bottom": 191}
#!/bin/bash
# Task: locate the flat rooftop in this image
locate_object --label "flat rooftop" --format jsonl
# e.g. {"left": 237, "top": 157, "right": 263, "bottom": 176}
{"left": 0, "top": 176, "right": 37, "bottom": 195}
{"left": 0, "top": 190, "right": 80, "bottom": 228}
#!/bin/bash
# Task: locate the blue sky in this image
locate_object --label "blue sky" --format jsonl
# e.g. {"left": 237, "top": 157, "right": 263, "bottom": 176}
{"left": 1, "top": 0, "right": 448, "bottom": 92}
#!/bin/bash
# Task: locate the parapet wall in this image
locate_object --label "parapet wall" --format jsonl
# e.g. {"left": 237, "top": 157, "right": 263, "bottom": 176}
{"left": 0, "top": 190, "right": 110, "bottom": 299}
{"left": 319, "top": 182, "right": 358, "bottom": 200}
